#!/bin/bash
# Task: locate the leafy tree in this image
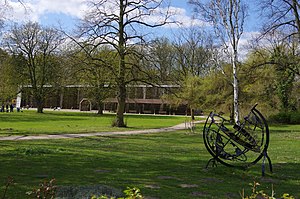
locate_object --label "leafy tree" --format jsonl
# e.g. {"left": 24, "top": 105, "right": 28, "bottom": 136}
{"left": 248, "top": 31, "right": 299, "bottom": 112}
{"left": 0, "top": 49, "right": 18, "bottom": 104}
{"left": 199, "top": 65, "right": 234, "bottom": 116}
{"left": 239, "top": 50, "right": 279, "bottom": 115}
{"left": 176, "top": 76, "right": 205, "bottom": 119}
{"left": 53, "top": 53, "right": 78, "bottom": 109}
{"left": 4, "top": 22, "right": 65, "bottom": 113}
{"left": 271, "top": 45, "right": 297, "bottom": 111}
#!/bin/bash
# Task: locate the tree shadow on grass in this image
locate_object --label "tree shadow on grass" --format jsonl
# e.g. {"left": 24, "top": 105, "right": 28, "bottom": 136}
{"left": 0, "top": 132, "right": 299, "bottom": 198}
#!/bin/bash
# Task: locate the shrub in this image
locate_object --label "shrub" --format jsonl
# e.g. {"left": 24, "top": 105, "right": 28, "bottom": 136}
{"left": 26, "top": 178, "right": 56, "bottom": 199}
{"left": 290, "top": 112, "right": 300, "bottom": 124}
{"left": 268, "top": 112, "right": 300, "bottom": 124}
{"left": 241, "top": 181, "right": 294, "bottom": 199}
{"left": 91, "top": 187, "right": 143, "bottom": 199}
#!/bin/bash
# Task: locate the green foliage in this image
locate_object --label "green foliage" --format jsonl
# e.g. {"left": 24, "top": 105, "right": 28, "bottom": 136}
{"left": 240, "top": 51, "right": 279, "bottom": 116}
{"left": 197, "top": 68, "right": 233, "bottom": 114}
{"left": 241, "top": 44, "right": 299, "bottom": 115}
{"left": 123, "top": 187, "right": 143, "bottom": 199}
{"left": 272, "top": 46, "right": 296, "bottom": 112}
{"left": 269, "top": 112, "right": 300, "bottom": 124}
{"left": 241, "top": 181, "right": 294, "bottom": 199}
{"left": 91, "top": 187, "right": 143, "bottom": 199}
{"left": 176, "top": 75, "right": 205, "bottom": 109}
{"left": 0, "top": 49, "right": 18, "bottom": 102}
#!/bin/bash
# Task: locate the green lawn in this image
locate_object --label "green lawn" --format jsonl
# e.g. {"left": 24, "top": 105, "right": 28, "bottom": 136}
{"left": 0, "top": 112, "right": 299, "bottom": 198}
{"left": 0, "top": 110, "right": 187, "bottom": 136}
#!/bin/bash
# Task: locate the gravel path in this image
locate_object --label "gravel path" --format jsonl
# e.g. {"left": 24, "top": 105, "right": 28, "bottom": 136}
{"left": 0, "top": 122, "right": 199, "bottom": 141}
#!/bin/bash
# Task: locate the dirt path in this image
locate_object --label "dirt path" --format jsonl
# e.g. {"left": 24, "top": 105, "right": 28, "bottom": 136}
{"left": 0, "top": 122, "right": 201, "bottom": 141}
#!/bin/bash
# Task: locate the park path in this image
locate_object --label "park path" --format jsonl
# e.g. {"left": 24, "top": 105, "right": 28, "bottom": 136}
{"left": 0, "top": 122, "right": 202, "bottom": 141}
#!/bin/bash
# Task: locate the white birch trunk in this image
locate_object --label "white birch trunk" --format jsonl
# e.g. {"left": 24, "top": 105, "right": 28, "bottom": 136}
{"left": 232, "top": 50, "right": 239, "bottom": 124}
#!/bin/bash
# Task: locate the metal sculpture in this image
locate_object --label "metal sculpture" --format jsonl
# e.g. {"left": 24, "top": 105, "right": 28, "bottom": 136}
{"left": 203, "top": 104, "right": 272, "bottom": 175}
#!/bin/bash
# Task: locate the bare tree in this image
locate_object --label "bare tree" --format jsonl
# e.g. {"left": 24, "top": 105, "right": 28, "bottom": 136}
{"left": 0, "top": 0, "right": 25, "bottom": 31}
{"left": 259, "top": 0, "right": 300, "bottom": 42}
{"left": 171, "top": 27, "right": 213, "bottom": 119}
{"left": 5, "top": 22, "right": 65, "bottom": 113}
{"left": 78, "top": 0, "right": 173, "bottom": 127}
{"left": 189, "top": 0, "right": 248, "bottom": 123}
{"left": 173, "top": 26, "right": 213, "bottom": 79}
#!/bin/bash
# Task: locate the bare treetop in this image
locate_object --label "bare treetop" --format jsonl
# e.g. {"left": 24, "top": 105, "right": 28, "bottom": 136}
{"left": 80, "top": 0, "right": 174, "bottom": 47}
{"left": 259, "top": 0, "right": 300, "bottom": 41}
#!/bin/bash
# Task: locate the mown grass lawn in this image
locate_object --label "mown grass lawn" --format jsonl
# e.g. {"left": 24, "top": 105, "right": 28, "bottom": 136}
{"left": 0, "top": 110, "right": 187, "bottom": 136}
{"left": 0, "top": 112, "right": 299, "bottom": 198}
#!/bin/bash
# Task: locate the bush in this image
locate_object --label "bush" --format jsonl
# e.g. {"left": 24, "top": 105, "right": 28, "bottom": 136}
{"left": 290, "top": 112, "right": 300, "bottom": 124}
{"left": 241, "top": 181, "right": 294, "bottom": 199}
{"left": 91, "top": 187, "right": 143, "bottom": 199}
{"left": 268, "top": 112, "right": 300, "bottom": 124}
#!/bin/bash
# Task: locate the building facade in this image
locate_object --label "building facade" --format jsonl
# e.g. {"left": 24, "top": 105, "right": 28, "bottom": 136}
{"left": 19, "top": 85, "right": 189, "bottom": 115}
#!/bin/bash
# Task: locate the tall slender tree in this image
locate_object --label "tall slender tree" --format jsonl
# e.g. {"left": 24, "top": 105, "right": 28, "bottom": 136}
{"left": 189, "top": 0, "right": 248, "bottom": 123}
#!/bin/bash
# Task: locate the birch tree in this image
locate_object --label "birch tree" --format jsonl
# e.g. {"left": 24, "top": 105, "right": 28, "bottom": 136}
{"left": 189, "top": 0, "right": 247, "bottom": 123}
{"left": 78, "top": 0, "right": 173, "bottom": 127}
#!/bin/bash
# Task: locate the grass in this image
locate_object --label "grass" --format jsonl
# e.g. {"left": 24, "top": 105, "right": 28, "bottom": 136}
{"left": 0, "top": 110, "right": 188, "bottom": 136}
{"left": 0, "top": 111, "right": 299, "bottom": 198}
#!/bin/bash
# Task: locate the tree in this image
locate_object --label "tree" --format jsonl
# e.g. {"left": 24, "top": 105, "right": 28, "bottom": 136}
{"left": 173, "top": 27, "right": 213, "bottom": 79}
{"left": 259, "top": 0, "right": 300, "bottom": 42}
{"left": 254, "top": 0, "right": 300, "bottom": 78}
{"left": 249, "top": 29, "right": 299, "bottom": 111}
{"left": 177, "top": 75, "right": 205, "bottom": 120}
{"left": 75, "top": 47, "right": 115, "bottom": 114}
{"left": 0, "top": 0, "right": 25, "bottom": 31}
{"left": 171, "top": 27, "right": 213, "bottom": 119}
{"left": 78, "top": 0, "right": 173, "bottom": 127}
{"left": 0, "top": 49, "right": 18, "bottom": 104}
{"left": 149, "top": 37, "right": 176, "bottom": 84}
{"left": 5, "top": 22, "right": 65, "bottom": 113}
{"left": 269, "top": 44, "right": 298, "bottom": 111}
{"left": 189, "top": 0, "right": 248, "bottom": 123}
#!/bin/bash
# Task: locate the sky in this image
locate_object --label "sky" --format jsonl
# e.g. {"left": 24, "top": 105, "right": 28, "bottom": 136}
{"left": 3, "top": 0, "right": 262, "bottom": 51}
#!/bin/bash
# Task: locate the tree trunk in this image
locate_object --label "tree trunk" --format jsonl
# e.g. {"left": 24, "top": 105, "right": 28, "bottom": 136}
{"left": 292, "top": 0, "right": 300, "bottom": 42}
{"left": 190, "top": 107, "right": 195, "bottom": 120}
{"left": 36, "top": 98, "right": 44, "bottom": 113}
{"left": 97, "top": 101, "right": 104, "bottom": 115}
{"left": 34, "top": 90, "right": 44, "bottom": 113}
{"left": 232, "top": 50, "right": 240, "bottom": 124}
{"left": 113, "top": 0, "right": 126, "bottom": 127}
{"left": 59, "top": 87, "right": 64, "bottom": 108}
{"left": 114, "top": 83, "right": 126, "bottom": 127}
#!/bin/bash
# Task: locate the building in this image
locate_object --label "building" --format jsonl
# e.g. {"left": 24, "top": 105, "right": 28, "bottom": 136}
{"left": 19, "top": 84, "right": 189, "bottom": 115}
